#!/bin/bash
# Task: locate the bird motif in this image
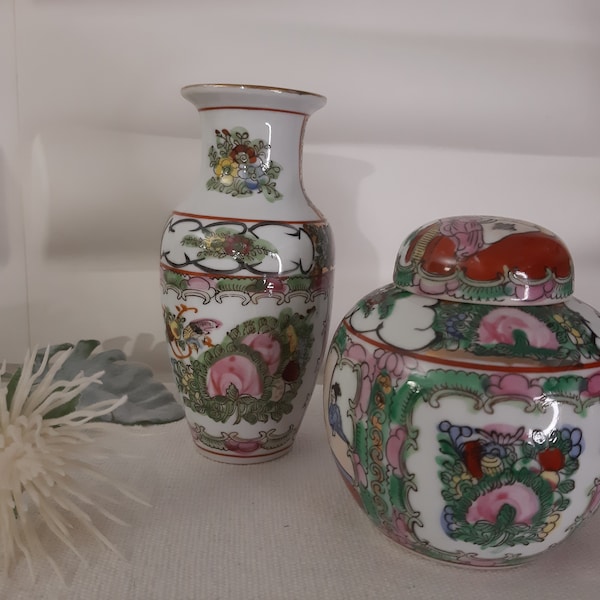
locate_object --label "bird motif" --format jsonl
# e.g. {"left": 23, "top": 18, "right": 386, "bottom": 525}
{"left": 165, "top": 304, "right": 221, "bottom": 359}
{"left": 184, "top": 318, "right": 222, "bottom": 351}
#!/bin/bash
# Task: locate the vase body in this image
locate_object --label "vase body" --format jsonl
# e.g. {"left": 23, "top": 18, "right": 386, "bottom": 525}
{"left": 161, "top": 84, "right": 333, "bottom": 464}
{"left": 324, "top": 215, "right": 600, "bottom": 566}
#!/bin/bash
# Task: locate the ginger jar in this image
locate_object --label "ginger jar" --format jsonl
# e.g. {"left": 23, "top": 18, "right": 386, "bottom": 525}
{"left": 323, "top": 215, "right": 600, "bottom": 567}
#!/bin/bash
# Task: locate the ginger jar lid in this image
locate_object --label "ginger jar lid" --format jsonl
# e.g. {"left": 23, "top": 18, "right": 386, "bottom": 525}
{"left": 393, "top": 216, "right": 573, "bottom": 305}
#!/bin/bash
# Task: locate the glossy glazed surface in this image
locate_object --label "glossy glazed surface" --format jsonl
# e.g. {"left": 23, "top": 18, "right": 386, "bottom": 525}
{"left": 394, "top": 216, "right": 573, "bottom": 305}
{"left": 162, "top": 84, "right": 333, "bottom": 463}
{"left": 324, "top": 215, "right": 600, "bottom": 566}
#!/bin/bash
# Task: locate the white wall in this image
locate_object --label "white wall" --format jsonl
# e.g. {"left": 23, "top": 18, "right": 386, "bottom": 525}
{"left": 0, "top": 0, "right": 28, "bottom": 361}
{"left": 2, "top": 0, "right": 600, "bottom": 374}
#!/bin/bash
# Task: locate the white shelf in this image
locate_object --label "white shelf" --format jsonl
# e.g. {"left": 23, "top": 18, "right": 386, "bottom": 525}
{"left": 3, "top": 386, "right": 600, "bottom": 599}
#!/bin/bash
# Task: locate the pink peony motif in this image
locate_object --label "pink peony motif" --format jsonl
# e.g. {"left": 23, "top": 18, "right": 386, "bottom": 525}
{"left": 514, "top": 280, "right": 556, "bottom": 302}
{"left": 584, "top": 372, "right": 600, "bottom": 399}
{"left": 224, "top": 438, "right": 261, "bottom": 453}
{"left": 187, "top": 277, "right": 212, "bottom": 291}
{"left": 439, "top": 218, "right": 485, "bottom": 258}
{"left": 478, "top": 308, "right": 559, "bottom": 348}
{"left": 416, "top": 278, "right": 450, "bottom": 296}
{"left": 487, "top": 373, "right": 543, "bottom": 400}
{"left": 242, "top": 333, "right": 281, "bottom": 376}
{"left": 466, "top": 482, "right": 540, "bottom": 525}
{"left": 386, "top": 425, "right": 407, "bottom": 474}
{"left": 346, "top": 341, "right": 376, "bottom": 372}
{"left": 355, "top": 365, "right": 373, "bottom": 419}
{"left": 374, "top": 349, "right": 406, "bottom": 379}
{"left": 416, "top": 276, "right": 461, "bottom": 297}
{"left": 207, "top": 354, "right": 263, "bottom": 398}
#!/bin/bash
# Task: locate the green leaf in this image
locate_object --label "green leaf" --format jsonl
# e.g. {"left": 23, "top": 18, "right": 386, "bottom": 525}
{"left": 5, "top": 367, "right": 21, "bottom": 411}
{"left": 440, "top": 471, "right": 452, "bottom": 484}
{"left": 522, "top": 442, "right": 537, "bottom": 459}
{"left": 181, "top": 235, "right": 203, "bottom": 248}
{"left": 557, "top": 479, "right": 575, "bottom": 494}
{"left": 354, "top": 421, "right": 369, "bottom": 464}
{"left": 267, "top": 163, "right": 282, "bottom": 180}
{"left": 334, "top": 326, "right": 348, "bottom": 353}
{"left": 437, "top": 438, "right": 459, "bottom": 460}
{"left": 496, "top": 503, "right": 517, "bottom": 529}
{"left": 389, "top": 474, "right": 406, "bottom": 511}
{"left": 261, "top": 183, "right": 283, "bottom": 203}
{"left": 163, "top": 270, "right": 187, "bottom": 289}
{"left": 44, "top": 395, "right": 79, "bottom": 421}
{"left": 562, "top": 460, "right": 578, "bottom": 477}
{"left": 50, "top": 340, "right": 184, "bottom": 425}
{"left": 226, "top": 383, "right": 239, "bottom": 401}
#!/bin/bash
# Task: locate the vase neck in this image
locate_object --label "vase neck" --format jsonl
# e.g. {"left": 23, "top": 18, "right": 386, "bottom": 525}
{"left": 178, "top": 86, "right": 325, "bottom": 222}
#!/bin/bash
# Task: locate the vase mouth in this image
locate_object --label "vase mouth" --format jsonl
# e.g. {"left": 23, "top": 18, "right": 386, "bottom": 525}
{"left": 180, "top": 83, "right": 327, "bottom": 115}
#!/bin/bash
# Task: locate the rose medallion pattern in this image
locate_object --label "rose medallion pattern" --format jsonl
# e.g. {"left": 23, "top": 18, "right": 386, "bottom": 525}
{"left": 162, "top": 84, "right": 331, "bottom": 464}
{"left": 438, "top": 420, "right": 583, "bottom": 548}
{"left": 323, "top": 215, "right": 600, "bottom": 567}
{"left": 161, "top": 216, "right": 332, "bottom": 463}
{"left": 171, "top": 310, "right": 314, "bottom": 425}
{"left": 161, "top": 215, "right": 330, "bottom": 279}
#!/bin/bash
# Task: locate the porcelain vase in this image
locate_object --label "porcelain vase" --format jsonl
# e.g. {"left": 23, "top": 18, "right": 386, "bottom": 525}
{"left": 161, "top": 84, "right": 333, "bottom": 464}
{"left": 324, "top": 215, "right": 600, "bottom": 566}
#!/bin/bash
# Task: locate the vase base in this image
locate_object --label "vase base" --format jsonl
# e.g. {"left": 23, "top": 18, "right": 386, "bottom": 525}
{"left": 192, "top": 442, "right": 293, "bottom": 465}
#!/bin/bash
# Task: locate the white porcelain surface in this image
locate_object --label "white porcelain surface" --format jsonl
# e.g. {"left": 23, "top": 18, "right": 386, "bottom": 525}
{"left": 324, "top": 216, "right": 600, "bottom": 566}
{"left": 160, "top": 84, "right": 333, "bottom": 463}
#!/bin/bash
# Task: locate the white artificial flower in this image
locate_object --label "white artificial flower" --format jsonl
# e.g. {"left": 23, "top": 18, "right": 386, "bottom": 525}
{"left": 0, "top": 346, "right": 143, "bottom": 580}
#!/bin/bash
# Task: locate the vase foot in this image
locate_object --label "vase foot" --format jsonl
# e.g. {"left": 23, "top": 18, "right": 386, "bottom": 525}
{"left": 192, "top": 442, "right": 294, "bottom": 465}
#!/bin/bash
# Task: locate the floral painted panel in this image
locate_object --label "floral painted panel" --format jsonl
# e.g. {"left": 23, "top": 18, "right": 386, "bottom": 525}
{"left": 324, "top": 214, "right": 600, "bottom": 565}
{"left": 438, "top": 421, "right": 583, "bottom": 548}
{"left": 161, "top": 216, "right": 332, "bottom": 280}
{"left": 325, "top": 325, "right": 600, "bottom": 565}
{"left": 207, "top": 127, "right": 283, "bottom": 201}
{"left": 171, "top": 309, "right": 314, "bottom": 425}
{"left": 347, "top": 284, "right": 600, "bottom": 366}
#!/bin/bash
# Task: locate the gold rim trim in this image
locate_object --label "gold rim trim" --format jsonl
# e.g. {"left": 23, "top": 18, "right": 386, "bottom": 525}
{"left": 180, "top": 83, "right": 326, "bottom": 100}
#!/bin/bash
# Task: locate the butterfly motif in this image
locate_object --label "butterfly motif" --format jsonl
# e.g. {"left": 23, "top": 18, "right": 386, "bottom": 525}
{"left": 165, "top": 304, "right": 222, "bottom": 358}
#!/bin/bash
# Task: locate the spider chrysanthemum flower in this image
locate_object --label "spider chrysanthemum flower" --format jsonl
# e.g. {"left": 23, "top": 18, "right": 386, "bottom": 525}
{"left": 0, "top": 346, "right": 142, "bottom": 579}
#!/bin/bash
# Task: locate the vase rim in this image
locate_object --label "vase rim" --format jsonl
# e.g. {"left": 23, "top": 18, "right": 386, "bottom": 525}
{"left": 180, "top": 83, "right": 327, "bottom": 115}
